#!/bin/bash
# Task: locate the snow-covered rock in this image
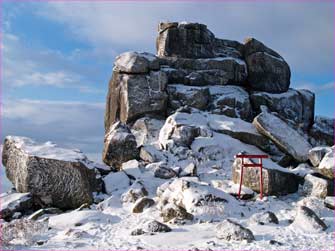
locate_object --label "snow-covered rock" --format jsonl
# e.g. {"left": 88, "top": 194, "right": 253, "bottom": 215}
{"left": 0, "top": 192, "right": 33, "bottom": 220}
{"left": 250, "top": 211, "right": 279, "bottom": 225}
{"left": 131, "top": 117, "right": 165, "bottom": 146}
{"left": 253, "top": 111, "right": 312, "bottom": 162}
{"left": 208, "top": 113, "right": 271, "bottom": 152}
{"left": 308, "top": 146, "right": 331, "bottom": 167}
{"left": 291, "top": 206, "right": 327, "bottom": 233}
{"left": 209, "top": 85, "right": 252, "bottom": 121}
{"left": 121, "top": 159, "right": 142, "bottom": 179}
{"left": 302, "top": 174, "right": 331, "bottom": 199}
{"left": 113, "top": 51, "right": 160, "bottom": 73}
{"left": 160, "top": 203, "right": 194, "bottom": 222}
{"left": 314, "top": 146, "right": 334, "bottom": 179}
{"left": 103, "top": 171, "right": 130, "bottom": 194}
{"left": 250, "top": 88, "right": 315, "bottom": 130}
{"left": 102, "top": 122, "right": 139, "bottom": 168}
{"left": 2, "top": 136, "right": 102, "bottom": 209}
{"left": 144, "top": 220, "right": 171, "bottom": 233}
{"left": 167, "top": 84, "right": 210, "bottom": 110}
{"left": 132, "top": 197, "right": 155, "bottom": 213}
{"left": 140, "top": 145, "right": 166, "bottom": 163}
{"left": 216, "top": 219, "right": 255, "bottom": 242}
{"left": 121, "top": 180, "right": 148, "bottom": 203}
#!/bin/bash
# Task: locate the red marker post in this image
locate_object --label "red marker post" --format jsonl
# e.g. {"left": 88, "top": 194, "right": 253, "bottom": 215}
{"left": 234, "top": 154, "right": 269, "bottom": 200}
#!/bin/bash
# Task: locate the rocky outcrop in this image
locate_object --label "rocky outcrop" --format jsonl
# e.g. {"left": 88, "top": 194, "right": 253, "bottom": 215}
{"left": 232, "top": 153, "right": 299, "bottom": 195}
{"left": 250, "top": 89, "right": 315, "bottom": 130}
{"left": 216, "top": 219, "right": 255, "bottom": 242}
{"left": 2, "top": 136, "right": 102, "bottom": 209}
{"left": 102, "top": 122, "right": 139, "bottom": 168}
{"left": 253, "top": 111, "right": 312, "bottom": 162}
{"left": 243, "top": 38, "right": 291, "bottom": 93}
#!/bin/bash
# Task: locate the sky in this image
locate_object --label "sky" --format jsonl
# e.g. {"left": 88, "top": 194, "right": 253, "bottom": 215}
{"left": 1, "top": 0, "right": 334, "bottom": 162}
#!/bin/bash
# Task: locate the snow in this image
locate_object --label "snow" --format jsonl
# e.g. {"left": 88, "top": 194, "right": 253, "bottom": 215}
{"left": 6, "top": 136, "right": 87, "bottom": 162}
{"left": 318, "top": 147, "right": 334, "bottom": 170}
{"left": 103, "top": 171, "right": 130, "bottom": 195}
{"left": 200, "top": 56, "right": 246, "bottom": 66}
{"left": 0, "top": 192, "right": 31, "bottom": 211}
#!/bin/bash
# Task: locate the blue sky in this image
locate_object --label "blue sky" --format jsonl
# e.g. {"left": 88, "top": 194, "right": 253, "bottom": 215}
{"left": 1, "top": 1, "right": 334, "bottom": 160}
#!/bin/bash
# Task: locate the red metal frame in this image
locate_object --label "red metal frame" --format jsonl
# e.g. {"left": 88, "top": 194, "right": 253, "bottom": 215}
{"left": 235, "top": 154, "right": 268, "bottom": 200}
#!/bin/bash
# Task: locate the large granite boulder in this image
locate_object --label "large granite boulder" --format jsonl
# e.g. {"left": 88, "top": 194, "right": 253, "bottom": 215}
{"left": 102, "top": 122, "right": 139, "bottom": 168}
{"left": 232, "top": 153, "right": 299, "bottom": 195}
{"left": 104, "top": 70, "right": 168, "bottom": 130}
{"left": 309, "top": 116, "right": 334, "bottom": 146}
{"left": 209, "top": 85, "right": 253, "bottom": 121}
{"left": 2, "top": 136, "right": 102, "bottom": 209}
{"left": 156, "top": 22, "right": 215, "bottom": 58}
{"left": 131, "top": 117, "right": 165, "bottom": 146}
{"left": 250, "top": 89, "right": 315, "bottom": 130}
{"left": 253, "top": 111, "right": 312, "bottom": 162}
{"left": 243, "top": 38, "right": 291, "bottom": 93}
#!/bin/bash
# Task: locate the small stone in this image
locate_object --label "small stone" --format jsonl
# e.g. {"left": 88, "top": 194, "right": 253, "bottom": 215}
{"left": 145, "top": 220, "right": 172, "bottom": 233}
{"left": 132, "top": 197, "right": 155, "bottom": 213}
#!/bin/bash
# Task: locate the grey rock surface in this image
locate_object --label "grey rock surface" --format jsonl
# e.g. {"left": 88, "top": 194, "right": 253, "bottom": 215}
{"left": 253, "top": 111, "right": 312, "bottom": 162}
{"left": 216, "top": 219, "right": 255, "bottom": 242}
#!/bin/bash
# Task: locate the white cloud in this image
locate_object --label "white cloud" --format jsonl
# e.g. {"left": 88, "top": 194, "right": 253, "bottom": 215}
{"left": 1, "top": 32, "right": 104, "bottom": 93}
{"left": 2, "top": 99, "right": 105, "bottom": 153}
{"left": 38, "top": 1, "right": 334, "bottom": 74}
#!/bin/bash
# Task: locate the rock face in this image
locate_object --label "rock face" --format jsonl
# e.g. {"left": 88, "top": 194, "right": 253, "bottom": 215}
{"left": 250, "top": 89, "right": 315, "bottom": 130}
{"left": 244, "top": 38, "right": 291, "bottom": 93}
{"left": 253, "top": 111, "right": 312, "bottom": 162}
{"left": 104, "top": 58, "right": 167, "bottom": 129}
{"left": 131, "top": 117, "right": 164, "bottom": 146}
{"left": 102, "top": 122, "right": 139, "bottom": 168}
{"left": 309, "top": 116, "right": 334, "bottom": 146}
{"left": 157, "top": 22, "right": 215, "bottom": 59}
{"left": 2, "top": 136, "right": 101, "bottom": 209}
{"left": 216, "top": 219, "right": 255, "bottom": 242}
{"left": 232, "top": 154, "right": 299, "bottom": 195}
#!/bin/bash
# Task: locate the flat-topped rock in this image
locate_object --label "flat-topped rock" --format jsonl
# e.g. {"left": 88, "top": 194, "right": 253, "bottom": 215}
{"left": 2, "top": 136, "right": 102, "bottom": 209}
{"left": 253, "top": 111, "right": 312, "bottom": 162}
